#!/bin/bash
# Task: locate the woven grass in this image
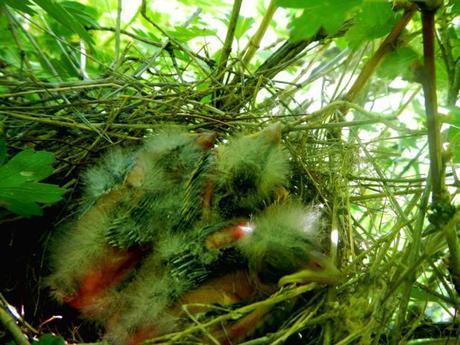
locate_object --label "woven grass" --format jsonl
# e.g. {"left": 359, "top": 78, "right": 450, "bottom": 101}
{"left": 0, "top": 1, "right": 458, "bottom": 344}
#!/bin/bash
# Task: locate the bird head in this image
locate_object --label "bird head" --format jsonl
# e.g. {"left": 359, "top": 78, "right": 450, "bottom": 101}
{"left": 215, "top": 123, "right": 289, "bottom": 216}
{"left": 237, "top": 202, "right": 341, "bottom": 289}
{"left": 127, "top": 128, "right": 215, "bottom": 188}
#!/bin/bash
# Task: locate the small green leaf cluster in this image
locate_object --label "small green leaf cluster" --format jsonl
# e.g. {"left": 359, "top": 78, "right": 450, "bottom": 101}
{"left": 32, "top": 334, "right": 65, "bottom": 345}
{"left": 2, "top": 0, "right": 94, "bottom": 46}
{"left": 278, "top": 0, "right": 403, "bottom": 50}
{"left": 0, "top": 140, "right": 65, "bottom": 217}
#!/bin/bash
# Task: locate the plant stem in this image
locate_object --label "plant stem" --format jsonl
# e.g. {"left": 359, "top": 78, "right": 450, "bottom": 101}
{"left": 420, "top": 5, "right": 460, "bottom": 292}
{"left": 421, "top": 9, "right": 443, "bottom": 202}
{"left": 344, "top": 5, "right": 417, "bottom": 103}
{"left": 216, "top": 0, "right": 243, "bottom": 82}
{"left": 0, "top": 304, "right": 30, "bottom": 345}
{"left": 393, "top": 177, "right": 431, "bottom": 343}
{"left": 241, "top": 0, "right": 277, "bottom": 66}
{"left": 145, "top": 284, "right": 319, "bottom": 343}
{"left": 114, "top": 0, "right": 122, "bottom": 68}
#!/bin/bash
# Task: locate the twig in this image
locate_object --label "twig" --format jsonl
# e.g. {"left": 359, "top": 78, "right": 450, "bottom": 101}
{"left": 241, "top": 0, "right": 277, "bottom": 66}
{"left": 113, "top": 0, "right": 122, "bottom": 68}
{"left": 344, "top": 5, "right": 417, "bottom": 103}
{"left": 216, "top": 0, "right": 243, "bottom": 83}
{"left": 0, "top": 301, "right": 30, "bottom": 345}
{"left": 144, "top": 284, "right": 319, "bottom": 343}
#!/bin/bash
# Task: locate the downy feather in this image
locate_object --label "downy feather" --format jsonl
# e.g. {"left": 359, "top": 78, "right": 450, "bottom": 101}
{"left": 47, "top": 200, "right": 117, "bottom": 300}
{"left": 82, "top": 147, "right": 134, "bottom": 201}
{"left": 215, "top": 125, "right": 289, "bottom": 216}
{"left": 237, "top": 201, "right": 323, "bottom": 285}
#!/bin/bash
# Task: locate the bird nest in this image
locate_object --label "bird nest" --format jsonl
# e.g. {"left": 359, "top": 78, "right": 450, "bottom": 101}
{"left": 1, "top": 4, "right": 455, "bottom": 345}
{"left": 1, "top": 54, "right": 357, "bottom": 344}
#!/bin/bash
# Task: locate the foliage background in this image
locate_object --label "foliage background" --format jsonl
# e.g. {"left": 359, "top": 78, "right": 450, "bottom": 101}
{"left": 0, "top": 0, "right": 459, "bottom": 344}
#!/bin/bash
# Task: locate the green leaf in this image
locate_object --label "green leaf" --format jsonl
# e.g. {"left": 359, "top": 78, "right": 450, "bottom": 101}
{"left": 31, "top": 0, "right": 94, "bottom": 46}
{"left": 0, "top": 139, "right": 6, "bottom": 165}
{"left": 0, "top": 195, "right": 43, "bottom": 216}
{"left": 0, "top": 182, "right": 65, "bottom": 203}
{"left": 61, "top": 1, "right": 99, "bottom": 27}
{"left": 447, "top": 107, "right": 460, "bottom": 163}
{"left": 345, "top": 1, "right": 399, "bottom": 48}
{"left": 132, "top": 28, "right": 161, "bottom": 43}
{"left": 0, "top": 149, "right": 55, "bottom": 182}
{"left": 234, "top": 16, "right": 255, "bottom": 40}
{"left": 32, "top": 334, "right": 66, "bottom": 345}
{"left": 0, "top": 149, "right": 65, "bottom": 217}
{"left": 169, "top": 26, "right": 216, "bottom": 42}
{"left": 177, "top": 0, "right": 224, "bottom": 10}
{"left": 2, "top": 0, "right": 36, "bottom": 14}
{"left": 448, "top": 27, "right": 460, "bottom": 60}
{"left": 276, "top": 0, "right": 310, "bottom": 8}
{"left": 282, "top": 0, "right": 362, "bottom": 41}
{"left": 410, "top": 286, "right": 445, "bottom": 304}
{"left": 453, "top": 0, "right": 460, "bottom": 15}
{"left": 197, "top": 82, "right": 211, "bottom": 104}
{"left": 377, "top": 46, "right": 421, "bottom": 81}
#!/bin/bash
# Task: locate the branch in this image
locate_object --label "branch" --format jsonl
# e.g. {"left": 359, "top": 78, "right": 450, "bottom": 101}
{"left": 113, "top": 0, "right": 122, "bottom": 67}
{"left": 0, "top": 301, "right": 30, "bottom": 345}
{"left": 86, "top": 26, "right": 162, "bottom": 47}
{"left": 220, "top": 22, "right": 351, "bottom": 111}
{"left": 241, "top": 0, "right": 277, "bottom": 66}
{"left": 418, "top": 1, "right": 460, "bottom": 294}
{"left": 344, "top": 5, "right": 417, "bottom": 103}
{"left": 421, "top": 8, "right": 444, "bottom": 201}
{"left": 216, "top": 0, "right": 243, "bottom": 82}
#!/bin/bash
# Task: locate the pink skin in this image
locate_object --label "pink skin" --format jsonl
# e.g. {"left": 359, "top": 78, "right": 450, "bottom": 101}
{"left": 65, "top": 247, "right": 145, "bottom": 315}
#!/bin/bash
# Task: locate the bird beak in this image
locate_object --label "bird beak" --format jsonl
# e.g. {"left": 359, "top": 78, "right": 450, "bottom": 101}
{"left": 196, "top": 132, "right": 217, "bottom": 150}
{"left": 278, "top": 251, "right": 342, "bottom": 287}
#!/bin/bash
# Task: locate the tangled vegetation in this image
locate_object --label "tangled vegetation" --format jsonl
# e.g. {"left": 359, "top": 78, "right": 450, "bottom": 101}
{"left": 0, "top": 0, "right": 459, "bottom": 344}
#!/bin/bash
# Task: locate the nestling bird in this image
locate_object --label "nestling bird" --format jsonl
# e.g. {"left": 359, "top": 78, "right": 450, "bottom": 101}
{"left": 47, "top": 124, "right": 341, "bottom": 345}
{"left": 47, "top": 128, "right": 215, "bottom": 320}
{"left": 212, "top": 123, "right": 289, "bottom": 218}
{"left": 105, "top": 201, "right": 340, "bottom": 345}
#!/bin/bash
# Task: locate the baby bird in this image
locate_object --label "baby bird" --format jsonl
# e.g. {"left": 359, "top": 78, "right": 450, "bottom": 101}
{"left": 47, "top": 127, "right": 215, "bottom": 321}
{"left": 212, "top": 123, "right": 289, "bottom": 218}
{"left": 48, "top": 124, "right": 340, "bottom": 345}
{"left": 107, "top": 202, "right": 340, "bottom": 345}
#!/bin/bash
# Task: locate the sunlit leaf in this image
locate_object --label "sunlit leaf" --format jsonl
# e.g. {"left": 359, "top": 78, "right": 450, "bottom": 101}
{"left": 378, "top": 46, "right": 421, "bottom": 81}
{"left": 177, "top": 0, "right": 224, "bottom": 9}
{"left": 2, "top": 0, "right": 36, "bottom": 14}
{"left": 234, "top": 16, "right": 255, "bottom": 40}
{"left": 345, "top": 1, "right": 399, "bottom": 48}
{"left": 61, "top": 1, "right": 100, "bottom": 28}
{"left": 447, "top": 107, "right": 460, "bottom": 163}
{"left": 169, "top": 26, "right": 216, "bottom": 42}
{"left": 281, "top": 0, "right": 362, "bottom": 41}
{"left": 32, "top": 0, "right": 94, "bottom": 46}
{"left": 132, "top": 28, "right": 161, "bottom": 43}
